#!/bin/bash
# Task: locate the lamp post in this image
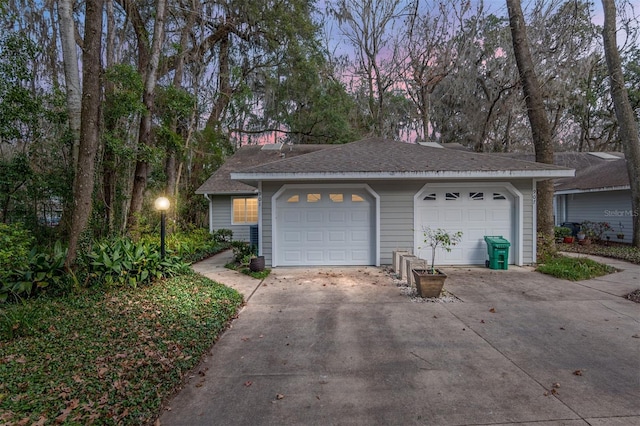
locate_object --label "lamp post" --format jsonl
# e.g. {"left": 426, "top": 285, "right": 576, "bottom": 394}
{"left": 154, "top": 197, "right": 170, "bottom": 259}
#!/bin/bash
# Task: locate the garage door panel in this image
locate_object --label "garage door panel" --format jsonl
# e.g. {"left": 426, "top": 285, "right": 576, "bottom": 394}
{"left": 282, "top": 251, "right": 301, "bottom": 262}
{"left": 468, "top": 209, "right": 486, "bottom": 221}
{"left": 306, "top": 211, "right": 323, "bottom": 222}
{"left": 277, "top": 188, "right": 374, "bottom": 266}
{"left": 329, "top": 231, "right": 346, "bottom": 242}
{"left": 417, "top": 187, "right": 514, "bottom": 265}
{"left": 306, "top": 231, "right": 323, "bottom": 242}
{"left": 444, "top": 209, "right": 463, "bottom": 222}
{"left": 328, "top": 251, "right": 347, "bottom": 261}
{"left": 351, "top": 230, "right": 369, "bottom": 242}
{"left": 329, "top": 211, "right": 347, "bottom": 222}
{"left": 283, "top": 231, "right": 301, "bottom": 243}
{"left": 351, "top": 250, "right": 369, "bottom": 261}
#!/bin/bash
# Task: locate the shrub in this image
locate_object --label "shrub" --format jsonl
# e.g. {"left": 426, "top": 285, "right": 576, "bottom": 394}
{"left": 580, "top": 221, "right": 614, "bottom": 241}
{"left": 213, "top": 228, "right": 233, "bottom": 243}
{"left": 230, "top": 241, "right": 255, "bottom": 264}
{"left": 85, "top": 237, "right": 189, "bottom": 288}
{"left": 554, "top": 226, "right": 572, "bottom": 240}
{"left": 0, "top": 223, "right": 33, "bottom": 285}
{"left": 1, "top": 240, "right": 69, "bottom": 302}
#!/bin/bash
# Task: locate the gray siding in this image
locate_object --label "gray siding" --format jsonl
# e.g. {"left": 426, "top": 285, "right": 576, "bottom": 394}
{"left": 511, "top": 180, "right": 534, "bottom": 264}
{"left": 210, "top": 195, "right": 252, "bottom": 242}
{"left": 564, "top": 190, "right": 633, "bottom": 243}
{"left": 368, "top": 181, "right": 422, "bottom": 265}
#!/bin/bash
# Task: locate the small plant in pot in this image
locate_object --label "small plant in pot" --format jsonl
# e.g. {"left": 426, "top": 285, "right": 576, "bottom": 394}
{"left": 554, "top": 226, "right": 573, "bottom": 243}
{"left": 413, "top": 228, "right": 463, "bottom": 298}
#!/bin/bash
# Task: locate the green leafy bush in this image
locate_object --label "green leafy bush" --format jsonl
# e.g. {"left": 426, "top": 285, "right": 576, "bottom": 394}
{"left": 86, "top": 237, "right": 189, "bottom": 288}
{"left": 141, "top": 227, "right": 226, "bottom": 263}
{"left": 230, "top": 240, "right": 255, "bottom": 264}
{"left": 0, "top": 223, "right": 33, "bottom": 284}
{"left": 554, "top": 226, "right": 572, "bottom": 240}
{"left": 1, "top": 240, "right": 69, "bottom": 302}
{"left": 213, "top": 228, "right": 233, "bottom": 243}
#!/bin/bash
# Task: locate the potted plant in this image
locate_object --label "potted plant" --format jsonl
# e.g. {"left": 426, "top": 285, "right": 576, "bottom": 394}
{"left": 554, "top": 226, "right": 573, "bottom": 243}
{"left": 412, "top": 228, "right": 463, "bottom": 298}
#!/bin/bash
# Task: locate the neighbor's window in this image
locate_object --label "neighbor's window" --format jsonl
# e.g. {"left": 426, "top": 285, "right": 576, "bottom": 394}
{"left": 232, "top": 197, "right": 258, "bottom": 224}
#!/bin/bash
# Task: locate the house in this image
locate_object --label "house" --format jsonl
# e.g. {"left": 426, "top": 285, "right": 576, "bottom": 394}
{"left": 196, "top": 137, "right": 574, "bottom": 267}
{"left": 553, "top": 152, "right": 632, "bottom": 243}
{"left": 503, "top": 151, "right": 632, "bottom": 243}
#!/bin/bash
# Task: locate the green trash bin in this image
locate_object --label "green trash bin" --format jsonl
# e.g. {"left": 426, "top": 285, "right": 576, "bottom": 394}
{"left": 484, "top": 236, "right": 510, "bottom": 270}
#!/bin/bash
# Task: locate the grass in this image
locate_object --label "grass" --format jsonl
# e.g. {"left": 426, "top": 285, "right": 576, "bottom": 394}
{"left": 224, "top": 262, "right": 271, "bottom": 280}
{"left": 537, "top": 255, "right": 616, "bottom": 281}
{"left": 0, "top": 272, "right": 243, "bottom": 425}
{"left": 558, "top": 242, "right": 640, "bottom": 265}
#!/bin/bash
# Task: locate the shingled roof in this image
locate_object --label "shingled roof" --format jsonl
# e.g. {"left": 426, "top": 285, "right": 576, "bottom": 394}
{"left": 195, "top": 143, "right": 331, "bottom": 194}
{"left": 231, "top": 137, "right": 573, "bottom": 182}
{"left": 501, "top": 151, "right": 628, "bottom": 192}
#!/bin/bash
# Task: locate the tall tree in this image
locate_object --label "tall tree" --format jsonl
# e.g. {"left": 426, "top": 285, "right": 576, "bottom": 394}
{"left": 331, "top": 0, "right": 404, "bottom": 138}
{"left": 126, "top": 0, "right": 167, "bottom": 230}
{"left": 65, "top": 0, "right": 104, "bottom": 267}
{"left": 506, "top": 0, "right": 555, "bottom": 256}
{"left": 602, "top": 0, "right": 640, "bottom": 247}
{"left": 57, "top": 0, "right": 81, "bottom": 171}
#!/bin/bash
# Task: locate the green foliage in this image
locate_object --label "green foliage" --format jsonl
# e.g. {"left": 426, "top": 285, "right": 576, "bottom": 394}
{"left": 240, "top": 267, "right": 271, "bottom": 280}
{"left": 559, "top": 242, "right": 640, "bottom": 265}
{"left": 0, "top": 274, "right": 243, "bottom": 423}
{"left": 419, "top": 228, "right": 463, "bottom": 273}
{"left": 213, "top": 228, "right": 233, "bottom": 243}
{"left": 230, "top": 240, "right": 256, "bottom": 263}
{"left": 85, "top": 237, "right": 190, "bottom": 288}
{"left": 1, "top": 241, "right": 69, "bottom": 303}
{"left": 554, "top": 226, "right": 572, "bottom": 240}
{"left": 0, "top": 222, "right": 33, "bottom": 285}
{"left": 145, "top": 227, "right": 228, "bottom": 263}
{"left": 0, "top": 32, "right": 42, "bottom": 142}
{"left": 580, "top": 221, "right": 614, "bottom": 241}
{"left": 537, "top": 255, "right": 615, "bottom": 281}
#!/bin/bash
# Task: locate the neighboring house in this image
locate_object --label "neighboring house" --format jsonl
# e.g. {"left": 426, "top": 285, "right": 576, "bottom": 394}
{"left": 553, "top": 152, "right": 632, "bottom": 243}
{"left": 504, "top": 151, "right": 632, "bottom": 243}
{"left": 196, "top": 137, "right": 573, "bottom": 267}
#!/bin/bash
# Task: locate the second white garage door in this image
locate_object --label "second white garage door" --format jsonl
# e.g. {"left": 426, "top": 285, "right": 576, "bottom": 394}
{"left": 415, "top": 187, "right": 514, "bottom": 265}
{"left": 275, "top": 188, "right": 375, "bottom": 266}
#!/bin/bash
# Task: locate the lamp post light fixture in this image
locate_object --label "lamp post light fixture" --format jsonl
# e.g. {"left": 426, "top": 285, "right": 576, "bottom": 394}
{"left": 154, "top": 196, "right": 170, "bottom": 259}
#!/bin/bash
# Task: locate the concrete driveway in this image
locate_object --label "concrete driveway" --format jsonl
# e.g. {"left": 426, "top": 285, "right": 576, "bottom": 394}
{"left": 159, "top": 252, "right": 640, "bottom": 425}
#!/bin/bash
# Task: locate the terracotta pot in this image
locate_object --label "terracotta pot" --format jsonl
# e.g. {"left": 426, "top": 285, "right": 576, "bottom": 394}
{"left": 563, "top": 236, "right": 574, "bottom": 243}
{"left": 249, "top": 256, "right": 265, "bottom": 272}
{"left": 412, "top": 269, "right": 447, "bottom": 298}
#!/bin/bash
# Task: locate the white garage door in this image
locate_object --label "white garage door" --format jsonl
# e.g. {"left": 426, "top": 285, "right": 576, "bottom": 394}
{"left": 276, "top": 188, "right": 374, "bottom": 266}
{"left": 416, "top": 187, "right": 514, "bottom": 265}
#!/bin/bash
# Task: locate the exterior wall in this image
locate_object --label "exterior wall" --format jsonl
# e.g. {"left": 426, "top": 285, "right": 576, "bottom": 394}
{"left": 560, "top": 190, "right": 633, "bottom": 243}
{"left": 209, "top": 194, "right": 252, "bottom": 242}
{"left": 259, "top": 179, "right": 536, "bottom": 267}
{"left": 368, "top": 181, "right": 422, "bottom": 265}
{"left": 511, "top": 180, "right": 534, "bottom": 264}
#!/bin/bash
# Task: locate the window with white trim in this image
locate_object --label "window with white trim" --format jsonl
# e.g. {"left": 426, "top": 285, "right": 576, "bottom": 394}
{"left": 232, "top": 197, "right": 258, "bottom": 224}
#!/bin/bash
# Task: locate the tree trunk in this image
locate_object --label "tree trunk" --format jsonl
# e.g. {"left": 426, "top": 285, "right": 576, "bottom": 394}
{"left": 206, "top": 31, "right": 232, "bottom": 131}
{"left": 65, "top": 0, "right": 103, "bottom": 268}
{"left": 506, "top": 0, "right": 556, "bottom": 256}
{"left": 127, "top": 0, "right": 167, "bottom": 231}
{"left": 58, "top": 0, "right": 82, "bottom": 170}
{"left": 602, "top": 0, "right": 640, "bottom": 247}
